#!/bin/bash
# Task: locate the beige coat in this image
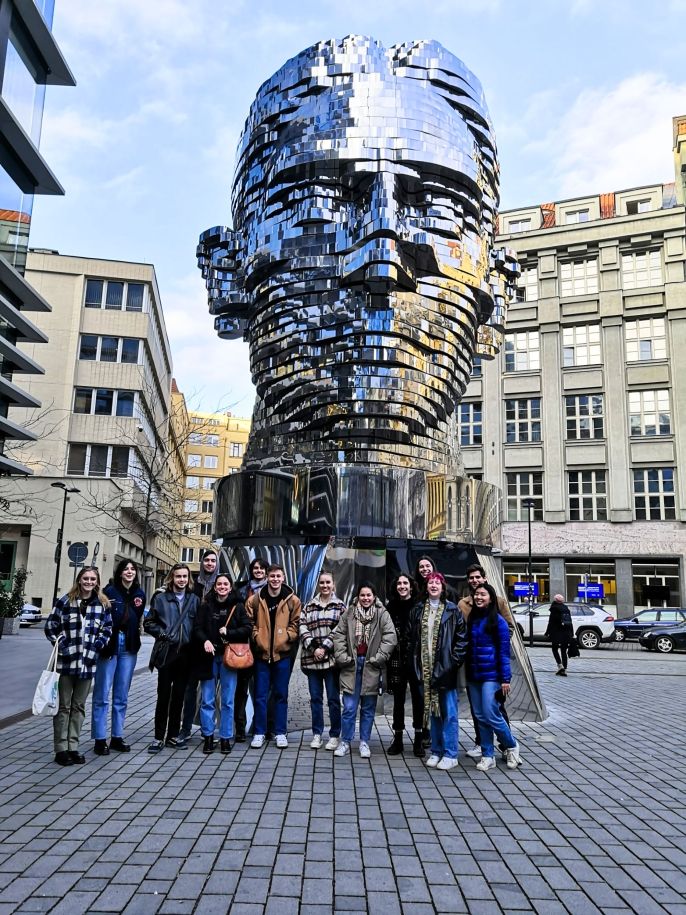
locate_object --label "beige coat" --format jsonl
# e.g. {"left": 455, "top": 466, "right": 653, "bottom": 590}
{"left": 332, "top": 600, "right": 397, "bottom": 695}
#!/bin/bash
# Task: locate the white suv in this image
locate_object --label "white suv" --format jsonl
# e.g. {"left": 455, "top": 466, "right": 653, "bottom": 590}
{"left": 512, "top": 602, "right": 616, "bottom": 649}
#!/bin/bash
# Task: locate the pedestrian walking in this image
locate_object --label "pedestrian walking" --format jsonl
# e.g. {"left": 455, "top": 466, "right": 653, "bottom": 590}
{"left": 332, "top": 582, "right": 396, "bottom": 759}
{"left": 408, "top": 572, "right": 467, "bottom": 771}
{"left": 144, "top": 564, "right": 199, "bottom": 753}
{"left": 385, "top": 573, "right": 425, "bottom": 757}
{"left": 545, "top": 594, "right": 575, "bottom": 676}
{"left": 299, "top": 569, "right": 346, "bottom": 751}
{"left": 91, "top": 560, "right": 146, "bottom": 755}
{"left": 465, "top": 583, "right": 521, "bottom": 772}
{"left": 234, "top": 557, "right": 268, "bottom": 741}
{"left": 45, "top": 567, "right": 113, "bottom": 766}
{"left": 180, "top": 549, "right": 219, "bottom": 740}
{"left": 246, "top": 564, "right": 301, "bottom": 749}
{"left": 194, "top": 573, "right": 252, "bottom": 754}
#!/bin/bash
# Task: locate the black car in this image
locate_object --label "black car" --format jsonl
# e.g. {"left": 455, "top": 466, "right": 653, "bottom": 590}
{"left": 614, "top": 608, "right": 686, "bottom": 641}
{"left": 639, "top": 621, "right": 686, "bottom": 654}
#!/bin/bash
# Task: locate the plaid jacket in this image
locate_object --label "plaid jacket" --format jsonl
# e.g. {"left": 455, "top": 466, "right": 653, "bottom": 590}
{"left": 299, "top": 593, "right": 347, "bottom": 671}
{"left": 45, "top": 595, "right": 113, "bottom": 680}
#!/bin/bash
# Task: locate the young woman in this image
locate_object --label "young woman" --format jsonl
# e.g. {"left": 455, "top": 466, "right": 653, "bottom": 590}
{"left": 386, "top": 574, "right": 425, "bottom": 757}
{"left": 299, "top": 570, "right": 346, "bottom": 751}
{"left": 234, "top": 557, "right": 268, "bottom": 741}
{"left": 144, "top": 563, "right": 199, "bottom": 753}
{"left": 413, "top": 556, "right": 437, "bottom": 599}
{"left": 91, "top": 560, "right": 146, "bottom": 755}
{"left": 409, "top": 572, "right": 467, "bottom": 771}
{"left": 45, "top": 567, "right": 113, "bottom": 766}
{"left": 466, "top": 583, "right": 521, "bottom": 772}
{"left": 193, "top": 574, "right": 251, "bottom": 754}
{"left": 332, "top": 582, "right": 396, "bottom": 759}
{"left": 180, "top": 549, "right": 220, "bottom": 739}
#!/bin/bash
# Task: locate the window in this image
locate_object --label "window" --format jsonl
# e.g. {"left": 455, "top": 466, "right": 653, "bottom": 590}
{"left": 126, "top": 283, "right": 144, "bottom": 311}
{"left": 73, "top": 388, "right": 92, "bottom": 413}
{"left": 207, "top": 419, "right": 221, "bottom": 426}
{"left": 192, "top": 417, "right": 204, "bottom": 425}
{"left": 506, "top": 399, "right": 541, "bottom": 444}
{"left": 560, "top": 259, "right": 598, "bottom": 297}
{"left": 202, "top": 478, "right": 216, "bottom": 490}
{"left": 230, "top": 443, "right": 243, "bottom": 458}
{"left": 121, "top": 339, "right": 140, "bottom": 364}
{"left": 565, "top": 209, "right": 590, "bottom": 224}
{"left": 100, "top": 336, "right": 118, "bottom": 362}
{"left": 205, "top": 434, "right": 219, "bottom": 446}
{"left": 568, "top": 470, "right": 607, "bottom": 521}
{"left": 201, "top": 500, "right": 213, "bottom": 514}
{"left": 508, "top": 218, "right": 531, "bottom": 233}
{"left": 188, "top": 454, "right": 201, "bottom": 468}
{"left": 189, "top": 432, "right": 202, "bottom": 444}
{"left": 632, "top": 561, "right": 681, "bottom": 608}
{"left": 181, "top": 547, "right": 194, "bottom": 563}
{"left": 186, "top": 476, "right": 199, "bottom": 489}
{"left": 626, "top": 199, "right": 651, "bottom": 215}
{"left": 182, "top": 523, "right": 197, "bottom": 536}
{"left": 633, "top": 469, "right": 676, "bottom": 520}
{"left": 94, "top": 389, "right": 114, "bottom": 415}
{"left": 629, "top": 390, "right": 671, "bottom": 436}
{"left": 78, "top": 336, "right": 141, "bottom": 364}
{"left": 73, "top": 388, "right": 136, "bottom": 417}
{"left": 622, "top": 250, "right": 662, "bottom": 289}
{"left": 504, "top": 331, "right": 540, "bottom": 372}
{"left": 83, "top": 278, "right": 147, "bottom": 312}
{"left": 184, "top": 500, "right": 198, "bottom": 513}
{"left": 204, "top": 455, "right": 218, "bottom": 469}
{"left": 200, "top": 522, "right": 212, "bottom": 536}
{"left": 625, "top": 318, "right": 666, "bottom": 361}
{"left": 85, "top": 279, "right": 103, "bottom": 307}
{"left": 116, "top": 391, "right": 135, "bottom": 417}
{"left": 565, "top": 395, "right": 604, "bottom": 440}
{"left": 562, "top": 325, "right": 601, "bottom": 367}
{"left": 67, "top": 443, "right": 130, "bottom": 478}
{"left": 514, "top": 266, "right": 538, "bottom": 303}
{"left": 105, "top": 282, "right": 124, "bottom": 309}
{"left": 79, "top": 335, "right": 98, "bottom": 360}
{"left": 506, "top": 472, "right": 543, "bottom": 521}
{"left": 457, "top": 402, "right": 482, "bottom": 446}
{"left": 470, "top": 356, "right": 482, "bottom": 378}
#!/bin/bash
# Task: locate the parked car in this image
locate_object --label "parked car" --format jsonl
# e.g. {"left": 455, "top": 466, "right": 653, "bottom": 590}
{"left": 614, "top": 608, "right": 686, "bottom": 641}
{"left": 20, "top": 603, "right": 43, "bottom": 626}
{"left": 512, "top": 602, "right": 616, "bottom": 649}
{"left": 639, "top": 622, "right": 686, "bottom": 654}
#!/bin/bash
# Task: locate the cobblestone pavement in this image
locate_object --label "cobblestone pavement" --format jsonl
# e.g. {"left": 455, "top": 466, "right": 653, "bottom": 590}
{"left": 0, "top": 650, "right": 684, "bottom": 914}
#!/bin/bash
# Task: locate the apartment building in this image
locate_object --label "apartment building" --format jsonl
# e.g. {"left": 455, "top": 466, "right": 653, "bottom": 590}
{"left": 462, "top": 115, "right": 686, "bottom": 617}
{"left": 0, "top": 0, "right": 74, "bottom": 485}
{"left": 180, "top": 411, "right": 251, "bottom": 573}
{"left": 0, "top": 252, "right": 182, "bottom": 604}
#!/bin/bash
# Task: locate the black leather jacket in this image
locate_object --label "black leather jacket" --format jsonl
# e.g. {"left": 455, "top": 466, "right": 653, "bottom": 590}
{"left": 408, "top": 600, "right": 468, "bottom": 691}
{"left": 144, "top": 590, "right": 199, "bottom": 649}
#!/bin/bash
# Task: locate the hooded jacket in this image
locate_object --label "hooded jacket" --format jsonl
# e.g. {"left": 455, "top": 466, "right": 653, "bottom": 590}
{"left": 408, "top": 599, "right": 468, "bottom": 691}
{"left": 45, "top": 594, "right": 113, "bottom": 679}
{"left": 246, "top": 584, "right": 301, "bottom": 662}
{"left": 332, "top": 599, "right": 397, "bottom": 695}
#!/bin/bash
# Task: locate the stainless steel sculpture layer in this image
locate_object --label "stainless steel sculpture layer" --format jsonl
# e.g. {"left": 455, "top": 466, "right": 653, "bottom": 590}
{"left": 199, "top": 36, "right": 518, "bottom": 473}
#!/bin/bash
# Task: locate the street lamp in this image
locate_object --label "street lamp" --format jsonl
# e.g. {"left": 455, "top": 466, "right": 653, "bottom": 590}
{"left": 524, "top": 497, "right": 535, "bottom": 648}
{"left": 51, "top": 482, "right": 80, "bottom": 605}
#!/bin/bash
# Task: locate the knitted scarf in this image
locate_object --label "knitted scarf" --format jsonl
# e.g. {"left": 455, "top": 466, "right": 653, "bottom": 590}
{"left": 353, "top": 602, "right": 376, "bottom": 646}
{"left": 420, "top": 599, "right": 444, "bottom": 724}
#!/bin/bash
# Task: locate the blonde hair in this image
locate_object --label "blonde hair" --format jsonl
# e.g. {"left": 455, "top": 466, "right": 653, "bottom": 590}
{"left": 67, "top": 566, "right": 111, "bottom": 608}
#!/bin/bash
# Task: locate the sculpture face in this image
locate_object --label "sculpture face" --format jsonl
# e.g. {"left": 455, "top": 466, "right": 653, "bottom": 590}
{"left": 198, "top": 37, "right": 517, "bottom": 472}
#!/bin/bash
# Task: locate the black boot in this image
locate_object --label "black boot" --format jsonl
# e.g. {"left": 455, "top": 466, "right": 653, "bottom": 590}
{"left": 220, "top": 738, "right": 232, "bottom": 754}
{"left": 110, "top": 737, "right": 130, "bottom": 752}
{"left": 235, "top": 729, "right": 246, "bottom": 743}
{"left": 387, "top": 732, "right": 404, "bottom": 755}
{"left": 93, "top": 739, "right": 110, "bottom": 756}
{"left": 203, "top": 735, "right": 214, "bottom": 754}
{"left": 413, "top": 732, "right": 426, "bottom": 758}
{"left": 422, "top": 728, "right": 431, "bottom": 749}
{"left": 55, "top": 751, "right": 73, "bottom": 766}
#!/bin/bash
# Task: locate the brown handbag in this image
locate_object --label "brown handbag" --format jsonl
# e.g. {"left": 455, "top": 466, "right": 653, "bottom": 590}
{"left": 222, "top": 605, "right": 254, "bottom": 670}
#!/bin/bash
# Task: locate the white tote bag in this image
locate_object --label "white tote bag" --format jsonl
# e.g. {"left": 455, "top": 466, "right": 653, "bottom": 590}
{"left": 32, "top": 637, "right": 63, "bottom": 717}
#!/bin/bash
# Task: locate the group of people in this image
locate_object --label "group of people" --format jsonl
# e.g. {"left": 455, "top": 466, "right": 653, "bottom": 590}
{"left": 44, "top": 551, "right": 523, "bottom": 774}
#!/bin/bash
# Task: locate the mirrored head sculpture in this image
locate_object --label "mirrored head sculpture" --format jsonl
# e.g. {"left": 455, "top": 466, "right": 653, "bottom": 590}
{"left": 198, "top": 36, "right": 518, "bottom": 472}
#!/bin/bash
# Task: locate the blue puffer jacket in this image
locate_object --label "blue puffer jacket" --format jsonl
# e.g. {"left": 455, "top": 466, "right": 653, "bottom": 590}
{"left": 467, "top": 611, "right": 512, "bottom": 684}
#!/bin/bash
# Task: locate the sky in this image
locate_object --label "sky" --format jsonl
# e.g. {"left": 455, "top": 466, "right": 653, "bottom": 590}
{"left": 29, "top": 0, "right": 686, "bottom": 417}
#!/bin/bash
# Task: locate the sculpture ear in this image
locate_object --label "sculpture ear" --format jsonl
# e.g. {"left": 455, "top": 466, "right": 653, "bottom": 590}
{"left": 197, "top": 226, "right": 251, "bottom": 339}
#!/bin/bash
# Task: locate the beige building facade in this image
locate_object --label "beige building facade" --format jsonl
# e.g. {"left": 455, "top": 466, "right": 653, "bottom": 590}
{"left": 0, "top": 252, "right": 182, "bottom": 605}
{"left": 180, "top": 411, "right": 251, "bottom": 573}
{"left": 462, "top": 116, "right": 686, "bottom": 617}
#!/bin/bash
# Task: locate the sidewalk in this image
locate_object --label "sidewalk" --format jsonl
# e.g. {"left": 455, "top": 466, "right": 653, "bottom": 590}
{"left": 0, "top": 649, "right": 684, "bottom": 914}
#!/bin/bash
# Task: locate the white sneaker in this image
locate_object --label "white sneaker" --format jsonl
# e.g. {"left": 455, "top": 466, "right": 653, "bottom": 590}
{"left": 506, "top": 742, "right": 521, "bottom": 769}
{"left": 325, "top": 737, "right": 340, "bottom": 751}
{"left": 250, "top": 734, "right": 265, "bottom": 749}
{"left": 466, "top": 745, "right": 482, "bottom": 759}
{"left": 437, "top": 756, "right": 459, "bottom": 771}
{"left": 476, "top": 756, "right": 496, "bottom": 772}
{"left": 275, "top": 734, "right": 288, "bottom": 749}
{"left": 310, "top": 734, "right": 323, "bottom": 749}
{"left": 359, "top": 742, "right": 371, "bottom": 759}
{"left": 425, "top": 754, "right": 440, "bottom": 768}
{"left": 334, "top": 740, "right": 350, "bottom": 757}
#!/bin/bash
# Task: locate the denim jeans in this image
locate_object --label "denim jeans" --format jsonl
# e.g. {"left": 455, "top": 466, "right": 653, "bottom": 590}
{"left": 200, "top": 655, "right": 238, "bottom": 739}
{"left": 429, "top": 688, "right": 459, "bottom": 759}
{"left": 341, "top": 657, "right": 378, "bottom": 743}
{"left": 91, "top": 637, "right": 138, "bottom": 740}
{"left": 467, "top": 680, "right": 517, "bottom": 758}
{"left": 306, "top": 667, "right": 341, "bottom": 737}
{"left": 253, "top": 656, "right": 290, "bottom": 736}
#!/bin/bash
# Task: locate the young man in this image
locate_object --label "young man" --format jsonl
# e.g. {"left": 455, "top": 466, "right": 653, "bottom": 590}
{"left": 246, "top": 564, "right": 301, "bottom": 749}
{"left": 458, "top": 564, "right": 514, "bottom": 759}
{"left": 234, "top": 558, "right": 268, "bottom": 741}
{"left": 179, "top": 550, "right": 219, "bottom": 740}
